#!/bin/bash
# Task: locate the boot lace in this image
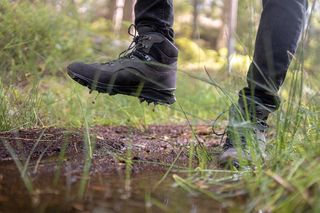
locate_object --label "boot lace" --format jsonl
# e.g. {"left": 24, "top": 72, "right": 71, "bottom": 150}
{"left": 212, "top": 107, "right": 269, "bottom": 151}
{"left": 102, "top": 24, "right": 151, "bottom": 65}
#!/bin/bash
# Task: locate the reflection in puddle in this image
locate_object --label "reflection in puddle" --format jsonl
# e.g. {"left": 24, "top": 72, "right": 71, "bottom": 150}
{"left": 0, "top": 162, "right": 225, "bottom": 212}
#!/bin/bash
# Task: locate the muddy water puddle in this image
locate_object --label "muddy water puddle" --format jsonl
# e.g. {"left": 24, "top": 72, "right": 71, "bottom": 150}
{"left": 0, "top": 162, "right": 224, "bottom": 213}
{"left": 0, "top": 126, "right": 228, "bottom": 212}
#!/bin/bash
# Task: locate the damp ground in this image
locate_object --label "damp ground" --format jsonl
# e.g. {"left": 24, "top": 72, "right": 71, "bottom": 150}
{"left": 0, "top": 125, "right": 241, "bottom": 212}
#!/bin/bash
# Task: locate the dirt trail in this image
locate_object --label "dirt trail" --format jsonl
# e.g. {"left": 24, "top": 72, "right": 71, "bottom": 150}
{"left": 0, "top": 125, "right": 222, "bottom": 174}
{"left": 0, "top": 125, "right": 225, "bottom": 212}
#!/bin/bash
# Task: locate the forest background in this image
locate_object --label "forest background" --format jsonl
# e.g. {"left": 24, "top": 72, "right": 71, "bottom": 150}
{"left": 3, "top": 0, "right": 319, "bottom": 129}
{"left": 2, "top": 1, "right": 320, "bottom": 212}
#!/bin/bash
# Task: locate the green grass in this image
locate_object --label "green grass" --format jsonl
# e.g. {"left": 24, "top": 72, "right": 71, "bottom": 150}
{"left": 1, "top": 0, "right": 320, "bottom": 212}
{"left": 0, "top": 81, "right": 40, "bottom": 131}
{"left": 0, "top": 0, "right": 94, "bottom": 83}
{"left": 168, "top": 3, "right": 320, "bottom": 212}
{"left": 9, "top": 68, "right": 232, "bottom": 129}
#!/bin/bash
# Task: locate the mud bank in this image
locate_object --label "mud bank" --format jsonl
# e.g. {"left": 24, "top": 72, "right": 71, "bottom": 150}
{"left": 0, "top": 125, "right": 226, "bottom": 213}
{"left": 0, "top": 125, "right": 222, "bottom": 173}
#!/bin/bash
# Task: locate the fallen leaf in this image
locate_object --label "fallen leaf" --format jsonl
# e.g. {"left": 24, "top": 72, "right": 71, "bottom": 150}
{"left": 96, "top": 135, "right": 104, "bottom": 140}
{"left": 0, "top": 195, "right": 8, "bottom": 202}
{"left": 72, "top": 203, "right": 85, "bottom": 211}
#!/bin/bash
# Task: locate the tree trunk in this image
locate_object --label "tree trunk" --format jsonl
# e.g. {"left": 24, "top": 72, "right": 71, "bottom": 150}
{"left": 192, "top": 0, "right": 199, "bottom": 39}
{"left": 217, "top": 0, "right": 238, "bottom": 73}
{"left": 123, "top": 0, "right": 135, "bottom": 22}
{"left": 228, "top": 0, "right": 238, "bottom": 53}
{"left": 113, "top": 0, "right": 126, "bottom": 34}
{"left": 217, "top": 0, "right": 230, "bottom": 49}
{"left": 105, "top": 0, "right": 117, "bottom": 20}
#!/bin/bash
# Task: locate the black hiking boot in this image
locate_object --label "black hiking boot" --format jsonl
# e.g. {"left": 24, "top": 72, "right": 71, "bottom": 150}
{"left": 219, "top": 105, "right": 268, "bottom": 169}
{"left": 67, "top": 25, "right": 178, "bottom": 105}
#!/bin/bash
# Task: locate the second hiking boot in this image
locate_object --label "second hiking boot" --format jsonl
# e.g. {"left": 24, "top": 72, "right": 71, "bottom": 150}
{"left": 219, "top": 104, "right": 268, "bottom": 169}
{"left": 67, "top": 27, "right": 178, "bottom": 105}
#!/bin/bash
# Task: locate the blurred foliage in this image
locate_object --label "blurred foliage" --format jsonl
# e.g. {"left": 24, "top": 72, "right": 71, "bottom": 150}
{"left": 305, "top": 5, "right": 320, "bottom": 73}
{"left": 0, "top": 81, "right": 40, "bottom": 131}
{"left": 236, "top": 0, "right": 261, "bottom": 55}
{"left": 0, "top": 0, "right": 319, "bottom": 130}
{"left": 1, "top": 2, "right": 320, "bottom": 212}
{"left": 176, "top": 37, "right": 206, "bottom": 61}
{"left": 0, "top": 0, "right": 93, "bottom": 82}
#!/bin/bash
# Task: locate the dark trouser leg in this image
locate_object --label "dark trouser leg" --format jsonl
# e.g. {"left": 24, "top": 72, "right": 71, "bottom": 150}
{"left": 134, "top": 0, "right": 174, "bottom": 41}
{"left": 238, "top": 0, "right": 308, "bottom": 122}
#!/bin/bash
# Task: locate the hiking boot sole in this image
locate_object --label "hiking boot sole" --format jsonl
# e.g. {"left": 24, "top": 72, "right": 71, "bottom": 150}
{"left": 67, "top": 68, "right": 176, "bottom": 105}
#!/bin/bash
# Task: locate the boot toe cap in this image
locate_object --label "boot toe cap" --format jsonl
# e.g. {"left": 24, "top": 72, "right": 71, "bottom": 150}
{"left": 67, "top": 62, "right": 99, "bottom": 80}
{"left": 67, "top": 62, "right": 86, "bottom": 75}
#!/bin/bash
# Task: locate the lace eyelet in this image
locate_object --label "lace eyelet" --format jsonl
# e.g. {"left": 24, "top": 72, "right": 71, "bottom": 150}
{"left": 145, "top": 55, "right": 151, "bottom": 61}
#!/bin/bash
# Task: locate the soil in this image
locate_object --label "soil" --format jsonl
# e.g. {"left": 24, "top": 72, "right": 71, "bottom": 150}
{"left": 0, "top": 125, "right": 222, "bottom": 173}
{"left": 0, "top": 125, "right": 224, "bottom": 212}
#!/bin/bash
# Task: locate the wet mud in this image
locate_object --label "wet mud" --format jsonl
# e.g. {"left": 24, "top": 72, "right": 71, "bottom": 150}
{"left": 0, "top": 125, "right": 225, "bottom": 212}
